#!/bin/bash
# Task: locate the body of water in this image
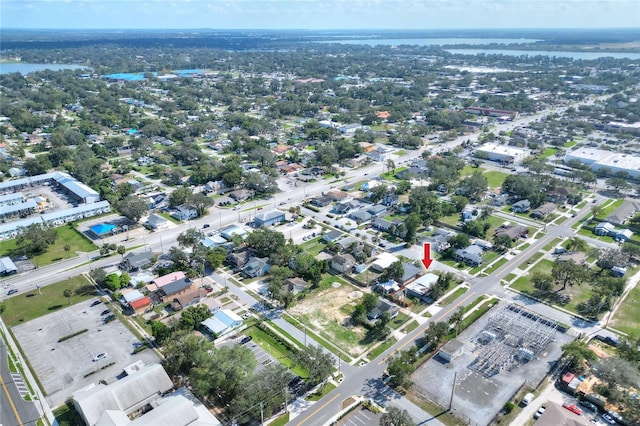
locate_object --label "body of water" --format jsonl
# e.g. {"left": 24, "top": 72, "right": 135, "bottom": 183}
{"left": 445, "top": 48, "right": 640, "bottom": 60}
{"left": 318, "top": 38, "right": 540, "bottom": 46}
{"left": 0, "top": 63, "right": 88, "bottom": 75}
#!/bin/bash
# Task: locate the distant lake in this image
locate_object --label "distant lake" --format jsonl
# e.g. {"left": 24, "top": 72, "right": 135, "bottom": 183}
{"left": 0, "top": 63, "right": 88, "bottom": 75}
{"left": 318, "top": 38, "right": 541, "bottom": 46}
{"left": 444, "top": 49, "right": 640, "bottom": 60}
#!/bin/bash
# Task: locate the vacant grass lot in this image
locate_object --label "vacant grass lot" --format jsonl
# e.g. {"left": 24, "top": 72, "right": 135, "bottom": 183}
{"left": 1, "top": 275, "right": 95, "bottom": 327}
{"left": 0, "top": 226, "right": 95, "bottom": 267}
{"left": 299, "top": 237, "right": 327, "bottom": 256}
{"left": 611, "top": 283, "right": 640, "bottom": 337}
{"left": 484, "top": 171, "right": 508, "bottom": 188}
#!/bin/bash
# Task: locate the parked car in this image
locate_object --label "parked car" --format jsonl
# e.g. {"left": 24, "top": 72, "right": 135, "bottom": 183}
{"left": 601, "top": 413, "right": 616, "bottom": 424}
{"left": 562, "top": 403, "right": 582, "bottom": 415}
{"left": 90, "top": 300, "right": 102, "bottom": 307}
{"left": 579, "top": 400, "right": 597, "bottom": 413}
{"left": 92, "top": 352, "right": 107, "bottom": 362}
{"left": 203, "top": 224, "right": 210, "bottom": 228}
{"left": 104, "top": 314, "right": 116, "bottom": 323}
{"left": 100, "top": 309, "right": 111, "bottom": 316}
{"left": 240, "top": 336, "right": 252, "bottom": 345}
{"left": 7, "top": 289, "right": 18, "bottom": 296}
{"left": 534, "top": 406, "right": 546, "bottom": 419}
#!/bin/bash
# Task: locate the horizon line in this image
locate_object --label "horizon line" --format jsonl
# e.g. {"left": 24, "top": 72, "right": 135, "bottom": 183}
{"left": 2, "top": 27, "right": 639, "bottom": 31}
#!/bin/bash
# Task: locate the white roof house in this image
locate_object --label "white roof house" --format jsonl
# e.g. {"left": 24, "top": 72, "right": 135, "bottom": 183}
{"left": 201, "top": 309, "right": 243, "bottom": 337}
{"left": 73, "top": 363, "right": 174, "bottom": 426}
{"left": 370, "top": 252, "right": 400, "bottom": 272}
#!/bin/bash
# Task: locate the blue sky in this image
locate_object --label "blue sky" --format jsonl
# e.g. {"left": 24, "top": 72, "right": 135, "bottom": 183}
{"left": 2, "top": 0, "right": 639, "bottom": 30}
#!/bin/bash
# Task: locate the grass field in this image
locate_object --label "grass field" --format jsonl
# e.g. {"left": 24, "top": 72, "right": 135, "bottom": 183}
{"left": 0, "top": 225, "right": 96, "bottom": 267}
{"left": 1, "top": 275, "right": 95, "bottom": 327}
{"left": 244, "top": 325, "right": 308, "bottom": 378}
{"left": 611, "top": 282, "right": 640, "bottom": 337}
{"left": 299, "top": 237, "right": 327, "bottom": 256}
{"left": 539, "top": 148, "right": 558, "bottom": 159}
{"left": 368, "top": 336, "right": 397, "bottom": 359}
{"left": 484, "top": 171, "right": 508, "bottom": 188}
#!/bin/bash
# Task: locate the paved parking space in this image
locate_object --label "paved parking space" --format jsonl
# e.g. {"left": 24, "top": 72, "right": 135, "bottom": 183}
{"left": 335, "top": 406, "right": 382, "bottom": 426}
{"left": 12, "top": 297, "right": 160, "bottom": 407}
{"left": 241, "top": 339, "right": 275, "bottom": 371}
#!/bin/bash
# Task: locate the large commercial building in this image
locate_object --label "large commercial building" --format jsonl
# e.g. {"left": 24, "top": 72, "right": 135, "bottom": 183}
{"left": 564, "top": 147, "right": 640, "bottom": 179}
{"left": 475, "top": 143, "right": 529, "bottom": 165}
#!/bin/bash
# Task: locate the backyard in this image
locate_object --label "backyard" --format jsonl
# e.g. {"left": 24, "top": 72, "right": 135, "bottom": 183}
{"left": 611, "top": 281, "right": 640, "bottom": 336}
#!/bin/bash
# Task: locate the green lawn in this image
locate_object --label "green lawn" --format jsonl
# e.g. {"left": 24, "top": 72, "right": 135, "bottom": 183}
{"left": 539, "top": 148, "right": 558, "bottom": 159}
{"left": 1, "top": 275, "right": 95, "bottom": 327}
{"left": 243, "top": 325, "right": 308, "bottom": 378}
{"left": 0, "top": 225, "right": 96, "bottom": 267}
{"left": 368, "top": 336, "right": 397, "bottom": 359}
{"left": 405, "top": 320, "right": 420, "bottom": 333}
{"left": 543, "top": 238, "right": 563, "bottom": 252}
{"left": 270, "top": 412, "right": 290, "bottom": 426}
{"left": 611, "top": 283, "right": 640, "bottom": 336}
{"left": 158, "top": 212, "right": 180, "bottom": 224}
{"left": 484, "top": 257, "right": 508, "bottom": 274}
{"left": 484, "top": 171, "right": 508, "bottom": 188}
{"left": 299, "top": 237, "right": 327, "bottom": 256}
{"left": 439, "top": 287, "right": 468, "bottom": 306}
{"left": 389, "top": 313, "right": 409, "bottom": 329}
{"left": 306, "top": 382, "right": 337, "bottom": 401}
{"left": 461, "top": 165, "right": 485, "bottom": 176}
{"left": 596, "top": 199, "right": 624, "bottom": 220}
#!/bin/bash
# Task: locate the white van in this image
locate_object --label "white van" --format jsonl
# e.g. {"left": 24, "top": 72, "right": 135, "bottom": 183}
{"left": 522, "top": 392, "right": 534, "bottom": 406}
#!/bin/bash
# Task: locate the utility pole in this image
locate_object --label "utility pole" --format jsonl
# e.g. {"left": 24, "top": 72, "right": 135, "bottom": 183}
{"left": 304, "top": 325, "right": 307, "bottom": 347}
{"left": 260, "top": 402, "right": 264, "bottom": 425}
{"left": 448, "top": 371, "right": 457, "bottom": 411}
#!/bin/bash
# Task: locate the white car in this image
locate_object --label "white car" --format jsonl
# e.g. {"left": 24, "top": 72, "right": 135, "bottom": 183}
{"left": 534, "top": 406, "right": 546, "bottom": 419}
{"left": 92, "top": 353, "right": 107, "bottom": 362}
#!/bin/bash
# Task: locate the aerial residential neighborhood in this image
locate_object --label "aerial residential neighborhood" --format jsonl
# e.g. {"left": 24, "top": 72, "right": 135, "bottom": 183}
{"left": 0, "top": 21, "right": 639, "bottom": 426}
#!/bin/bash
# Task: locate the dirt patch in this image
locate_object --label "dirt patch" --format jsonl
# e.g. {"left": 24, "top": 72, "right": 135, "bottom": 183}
{"left": 289, "top": 286, "right": 367, "bottom": 356}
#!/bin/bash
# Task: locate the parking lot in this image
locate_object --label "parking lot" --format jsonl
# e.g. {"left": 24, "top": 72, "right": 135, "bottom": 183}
{"left": 12, "top": 297, "right": 159, "bottom": 407}
{"left": 335, "top": 405, "right": 382, "bottom": 426}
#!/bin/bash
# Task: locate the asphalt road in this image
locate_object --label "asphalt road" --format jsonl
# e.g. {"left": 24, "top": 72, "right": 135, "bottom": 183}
{"left": 0, "top": 344, "right": 39, "bottom": 426}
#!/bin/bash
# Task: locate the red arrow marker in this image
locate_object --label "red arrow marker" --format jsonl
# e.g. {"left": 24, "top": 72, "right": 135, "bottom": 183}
{"left": 421, "top": 242, "right": 433, "bottom": 271}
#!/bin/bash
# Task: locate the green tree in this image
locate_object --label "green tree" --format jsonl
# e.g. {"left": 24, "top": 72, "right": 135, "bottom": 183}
{"left": 552, "top": 259, "right": 586, "bottom": 291}
{"left": 295, "top": 345, "right": 334, "bottom": 387}
{"left": 189, "top": 192, "right": 214, "bottom": 217}
{"left": 151, "top": 321, "right": 172, "bottom": 346}
{"left": 63, "top": 288, "right": 73, "bottom": 305}
{"left": 168, "top": 187, "right": 193, "bottom": 208}
{"left": 448, "top": 307, "right": 465, "bottom": 336}
{"left": 565, "top": 237, "right": 588, "bottom": 253}
{"left": 63, "top": 244, "right": 71, "bottom": 258}
{"left": 561, "top": 340, "right": 597, "bottom": 371}
{"left": 386, "top": 350, "right": 416, "bottom": 389}
{"left": 177, "top": 228, "right": 205, "bottom": 250}
{"left": 404, "top": 213, "right": 421, "bottom": 243}
{"left": 380, "top": 406, "right": 416, "bottom": 426}
{"left": 531, "top": 272, "right": 554, "bottom": 297}
{"left": 381, "top": 261, "right": 404, "bottom": 283}
{"left": 362, "top": 293, "right": 379, "bottom": 311}
{"left": 247, "top": 228, "right": 286, "bottom": 258}
{"left": 493, "top": 233, "right": 513, "bottom": 251}
{"left": 118, "top": 195, "right": 149, "bottom": 223}
{"left": 179, "top": 304, "right": 210, "bottom": 331}
{"left": 117, "top": 245, "right": 126, "bottom": 261}
{"left": 15, "top": 223, "right": 58, "bottom": 256}
{"left": 206, "top": 246, "right": 227, "bottom": 270}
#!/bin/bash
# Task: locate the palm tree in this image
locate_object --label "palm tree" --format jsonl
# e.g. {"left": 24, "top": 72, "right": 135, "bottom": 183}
{"left": 565, "top": 237, "right": 588, "bottom": 253}
{"left": 63, "top": 289, "right": 73, "bottom": 305}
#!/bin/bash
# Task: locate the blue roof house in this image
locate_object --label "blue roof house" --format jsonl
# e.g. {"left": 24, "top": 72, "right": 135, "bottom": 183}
{"left": 201, "top": 309, "right": 243, "bottom": 337}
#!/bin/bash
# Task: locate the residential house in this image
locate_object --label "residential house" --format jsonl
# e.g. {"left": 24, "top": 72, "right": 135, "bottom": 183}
{"left": 226, "top": 251, "right": 249, "bottom": 270}
{"left": 254, "top": 210, "right": 285, "bottom": 227}
{"left": 455, "top": 245, "right": 484, "bottom": 266}
{"left": 326, "top": 190, "right": 349, "bottom": 202}
{"left": 337, "top": 236, "right": 359, "bottom": 252}
{"left": 229, "top": 189, "right": 253, "bottom": 202}
{"left": 146, "top": 213, "right": 169, "bottom": 230}
{"left": 613, "top": 228, "right": 633, "bottom": 242}
{"left": 531, "top": 202, "right": 557, "bottom": 219}
{"left": 511, "top": 199, "right": 531, "bottom": 213}
{"left": 123, "top": 251, "right": 154, "bottom": 272}
{"left": 323, "top": 230, "right": 342, "bottom": 243}
{"left": 366, "top": 204, "right": 387, "bottom": 217}
{"left": 330, "top": 254, "right": 356, "bottom": 273}
{"left": 367, "top": 299, "right": 400, "bottom": 320}
{"left": 157, "top": 278, "right": 194, "bottom": 303}
{"left": 285, "top": 277, "right": 310, "bottom": 294}
{"left": 146, "top": 271, "right": 186, "bottom": 292}
{"left": 461, "top": 206, "right": 481, "bottom": 222}
{"left": 399, "top": 263, "right": 421, "bottom": 285}
{"left": 471, "top": 239, "right": 494, "bottom": 251}
{"left": 374, "top": 279, "right": 400, "bottom": 295}
{"left": 349, "top": 209, "right": 373, "bottom": 223}
{"left": 495, "top": 224, "right": 528, "bottom": 240}
{"left": 490, "top": 194, "right": 509, "bottom": 207}
{"left": 130, "top": 297, "right": 153, "bottom": 315}
{"left": 172, "top": 204, "right": 197, "bottom": 221}
{"left": 170, "top": 288, "right": 204, "bottom": 311}
{"left": 220, "top": 224, "right": 248, "bottom": 240}
{"left": 370, "top": 252, "right": 400, "bottom": 273}
{"left": 382, "top": 193, "right": 399, "bottom": 207}
{"left": 311, "top": 196, "right": 333, "bottom": 207}
{"left": 594, "top": 222, "right": 615, "bottom": 236}
{"left": 333, "top": 201, "right": 357, "bottom": 215}
{"left": 605, "top": 200, "right": 640, "bottom": 226}
{"left": 201, "top": 309, "right": 243, "bottom": 337}
{"left": 372, "top": 217, "right": 393, "bottom": 232}
{"left": 405, "top": 273, "right": 439, "bottom": 301}
{"left": 242, "top": 257, "right": 270, "bottom": 278}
